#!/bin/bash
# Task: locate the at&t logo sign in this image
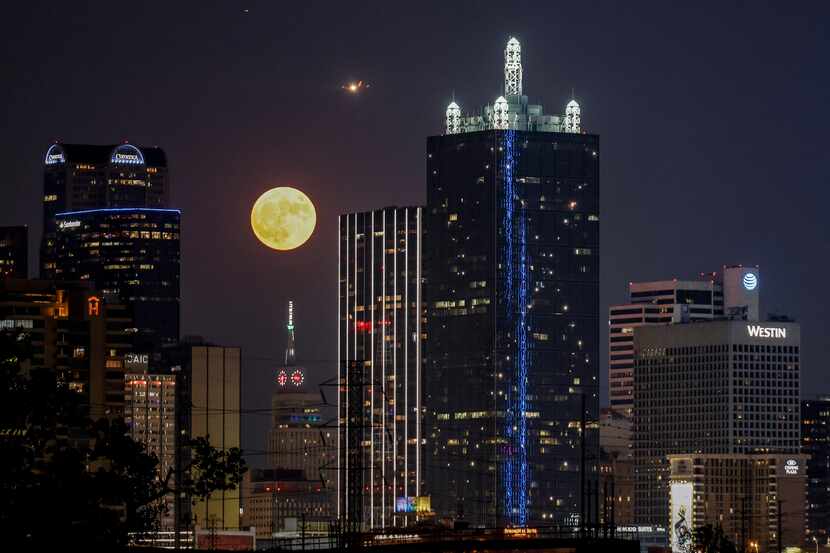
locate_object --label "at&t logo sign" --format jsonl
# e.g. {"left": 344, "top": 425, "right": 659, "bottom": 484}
{"left": 742, "top": 272, "right": 758, "bottom": 291}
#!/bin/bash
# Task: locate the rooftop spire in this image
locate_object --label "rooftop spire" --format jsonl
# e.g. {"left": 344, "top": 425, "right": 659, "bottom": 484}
{"left": 285, "top": 300, "right": 296, "bottom": 366}
{"left": 504, "top": 37, "right": 522, "bottom": 96}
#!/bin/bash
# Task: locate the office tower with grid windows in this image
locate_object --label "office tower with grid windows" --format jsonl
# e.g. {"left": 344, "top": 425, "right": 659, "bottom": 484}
{"left": 633, "top": 319, "right": 801, "bottom": 526}
{"left": 41, "top": 143, "right": 179, "bottom": 349}
{"left": 124, "top": 373, "right": 179, "bottom": 528}
{"left": 609, "top": 266, "right": 759, "bottom": 417}
{"left": 337, "top": 206, "right": 422, "bottom": 530}
{"left": 50, "top": 207, "right": 180, "bottom": 349}
{"left": 425, "top": 37, "right": 600, "bottom": 526}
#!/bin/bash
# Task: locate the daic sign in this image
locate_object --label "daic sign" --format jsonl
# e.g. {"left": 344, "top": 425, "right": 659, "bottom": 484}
{"left": 746, "top": 325, "right": 786, "bottom": 339}
{"left": 784, "top": 459, "right": 799, "bottom": 475}
{"left": 125, "top": 353, "right": 149, "bottom": 370}
{"left": 59, "top": 220, "right": 81, "bottom": 229}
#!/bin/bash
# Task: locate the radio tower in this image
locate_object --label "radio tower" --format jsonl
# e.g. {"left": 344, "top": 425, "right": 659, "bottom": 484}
{"left": 285, "top": 300, "right": 296, "bottom": 366}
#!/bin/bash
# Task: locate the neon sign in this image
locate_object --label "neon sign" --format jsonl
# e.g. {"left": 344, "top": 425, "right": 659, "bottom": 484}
{"left": 287, "top": 300, "right": 294, "bottom": 331}
{"left": 110, "top": 144, "right": 145, "bottom": 165}
{"left": 746, "top": 325, "right": 786, "bottom": 339}
{"left": 742, "top": 272, "right": 758, "bottom": 291}
{"left": 59, "top": 220, "right": 81, "bottom": 229}
{"left": 785, "top": 459, "right": 799, "bottom": 475}
{"left": 87, "top": 296, "right": 101, "bottom": 316}
{"left": 44, "top": 145, "right": 65, "bottom": 165}
{"left": 276, "top": 368, "right": 304, "bottom": 387}
{"left": 290, "top": 369, "right": 304, "bottom": 386}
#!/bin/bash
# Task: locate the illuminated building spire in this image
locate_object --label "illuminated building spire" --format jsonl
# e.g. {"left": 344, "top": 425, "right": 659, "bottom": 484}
{"left": 565, "top": 97, "right": 581, "bottom": 133}
{"left": 504, "top": 37, "right": 522, "bottom": 96}
{"left": 446, "top": 101, "right": 461, "bottom": 134}
{"left": 285, "top": 300, "right": 296, "bottom": 366}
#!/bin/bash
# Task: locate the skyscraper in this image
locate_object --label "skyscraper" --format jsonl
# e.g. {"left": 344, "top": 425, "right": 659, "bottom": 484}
{"left": 802, "top": 397, "right": 830, "bottom": 543}
{"left": 633, "top": 320, "right": 801, "bottom": 525}
{"left": 124, "top": 372, "right": 178, "bottom": 528}
{"left": 162, "top": 339, "right": 242, "bottom": 531}
{"left": 50, "top": 207, "right": 180, "bottom": 348}
{"left": 0, "top": 278, "right": 134, "bottom": 419}
{"left": 609, "top": 266, "right": 760, "bottom": 416}
{"left": 338, "top": 206, "right": 422, "bottom": 530}
{"left": 41, "top": 143, "right": 179, "bottom": 349}
{"left": 425, "top": 38, "right": 599, "bottom": 526}
{"left": 0, "top": 226, "right": 28, "bottom": 278}
{"left": 267, "top": 302, "right": 334, "bottom": 487}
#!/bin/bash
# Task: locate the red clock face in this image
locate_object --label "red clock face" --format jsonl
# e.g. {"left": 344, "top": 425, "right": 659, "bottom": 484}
{"left": 291, "top": 370, "right": 304, "bottom": 387}
{"left": 276, "top": 370, "right": 288, "bottom": 387}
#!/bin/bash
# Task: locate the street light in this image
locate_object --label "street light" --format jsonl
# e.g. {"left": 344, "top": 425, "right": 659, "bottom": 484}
{"left": 813, "top": 535, "right": 819, "bottom": 553}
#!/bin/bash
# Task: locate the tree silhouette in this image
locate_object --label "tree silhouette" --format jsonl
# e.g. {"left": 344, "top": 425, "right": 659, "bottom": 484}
{"left": 0, "top": 329, "right": 247, "bottom": 547}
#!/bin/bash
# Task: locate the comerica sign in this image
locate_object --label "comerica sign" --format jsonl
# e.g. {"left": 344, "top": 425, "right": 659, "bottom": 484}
{"left": 746, "top": 325, "right": 786, "bottom": 339}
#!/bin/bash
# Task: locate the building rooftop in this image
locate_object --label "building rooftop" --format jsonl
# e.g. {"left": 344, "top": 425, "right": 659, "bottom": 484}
{"left": 444, "top": 37, "right": 583, "bottom": 135}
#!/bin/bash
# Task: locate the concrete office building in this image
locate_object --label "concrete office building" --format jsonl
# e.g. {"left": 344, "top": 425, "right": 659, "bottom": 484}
{"left": 633, "top": 320, "right": 801, "bottom": 527}
{"left": 609, "top": 266, "right": 759, "bottom": 416}
{"left": 124, "top": 372, "right": 178, "bottom": 528}
{"left": 241, "top": 469, "right": 334, "bottom": 538}
{"left": 668, "top": 453, "right": 808, "bottom": 553}
{"left": 172, "top": 341, "right": 242, "bottom": 531}
{"left": 0, "top": 278, "right": 133, "bottom": 419}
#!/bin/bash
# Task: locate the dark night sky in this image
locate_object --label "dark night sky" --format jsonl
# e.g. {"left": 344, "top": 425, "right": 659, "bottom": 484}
{"left": 2, "top": 1, "right": 828, "bottom": 464}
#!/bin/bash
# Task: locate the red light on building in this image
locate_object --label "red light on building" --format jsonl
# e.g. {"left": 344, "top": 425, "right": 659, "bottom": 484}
{"left": 276, "top": 370, "right": 288, "bottom": 386}
{"left": 291, "top": 369, "right": 304, "bottom": 386}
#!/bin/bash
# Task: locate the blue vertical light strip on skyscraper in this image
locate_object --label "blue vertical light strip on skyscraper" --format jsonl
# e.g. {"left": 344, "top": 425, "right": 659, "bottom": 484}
{"left": 501, "top": 131, "right": 515, "bottom": 521}
{"left": 500, "top": 129, "right": 530, "bottom": 526}
{"left": 513, "top": 131, "right": 529, "bottom": 527}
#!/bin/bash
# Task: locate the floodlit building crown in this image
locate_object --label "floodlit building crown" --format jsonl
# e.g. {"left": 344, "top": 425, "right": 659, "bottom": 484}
{"left": 443, "top": 37, "right": 583, "bottom": 134}
{"left": 445, "top": 101, "right": 462, "bottom": 135}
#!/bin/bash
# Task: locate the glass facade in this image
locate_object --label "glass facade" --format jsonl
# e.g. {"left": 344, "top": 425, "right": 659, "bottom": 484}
{"left": 51, "top": 208, "right": 181, "bottom": 348}
{"left": 425, "top": 129, "right": 600, "bottom": 526}
{"left": 41, "top": 143, "right": 168, "bottom": 277}
{"left": 337, "top": 207, "right": 422, "bottom": 530}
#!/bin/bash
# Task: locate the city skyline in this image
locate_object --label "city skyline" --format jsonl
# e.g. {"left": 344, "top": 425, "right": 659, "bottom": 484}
{"left": 2, "top": 1, "right": 829, "bottom": 470}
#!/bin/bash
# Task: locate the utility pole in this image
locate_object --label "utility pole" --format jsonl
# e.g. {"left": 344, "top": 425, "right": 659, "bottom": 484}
{"left": 580, "top": 393, "right": 586, "bottom": 536}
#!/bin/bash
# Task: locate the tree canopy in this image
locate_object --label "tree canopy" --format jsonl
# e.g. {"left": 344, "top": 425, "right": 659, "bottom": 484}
{"left": 0, "top": 329, "right": 247, "bottom": 547}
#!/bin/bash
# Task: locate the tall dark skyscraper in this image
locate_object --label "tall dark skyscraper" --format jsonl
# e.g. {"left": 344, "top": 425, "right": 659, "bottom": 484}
{"left": 425, "top": 38, "right": 599, "bottom": 527}
{"left": 51, "top": 207, "right": 181, "bottom": 348}
{"left": 41, "top": 143, "right": 179, "bottom": 348}
{"left": 338, "top": 206, "right": 422, "bottom": 530}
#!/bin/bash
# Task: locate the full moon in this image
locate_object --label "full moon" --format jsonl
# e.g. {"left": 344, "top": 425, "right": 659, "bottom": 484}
{"left": 250, "top": 187, "right": 317, "bottom": 251}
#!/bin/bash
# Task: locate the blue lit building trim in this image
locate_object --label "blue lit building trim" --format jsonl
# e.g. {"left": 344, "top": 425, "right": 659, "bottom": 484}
{"left": 500, "top": 130, "right": 530, "bottom": 526}
{"left": 55, "top": 207, "right": 182, "bottom": 217}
